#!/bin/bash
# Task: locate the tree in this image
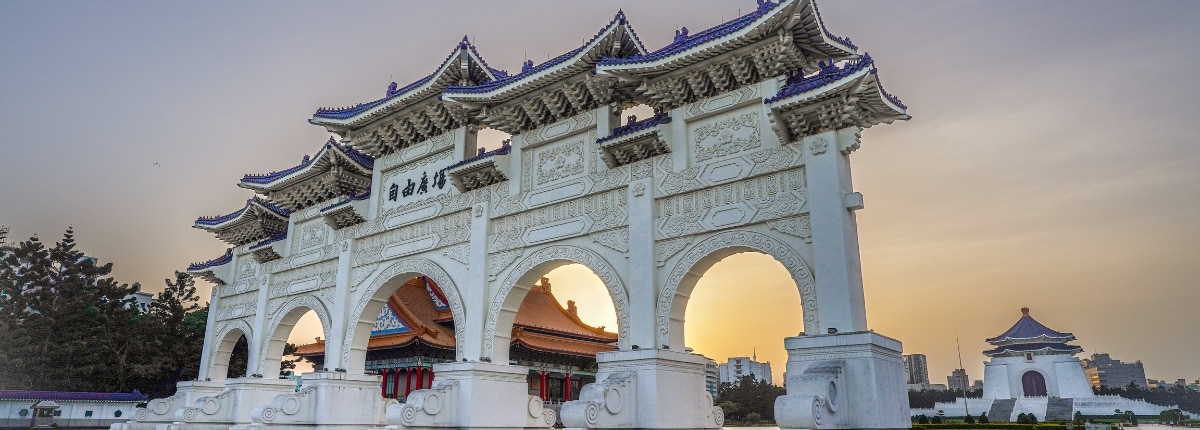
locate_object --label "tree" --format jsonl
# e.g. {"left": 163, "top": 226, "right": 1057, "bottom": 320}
{"left": 979, "top": 412, "right": 989, "bottom": 424}
{"left": 0, "top": 228, "right": 140, "bottom": 391}
{"left": 1018, "top": 413, "right": 1030, "bottom": 424}
{"left": 142, "top": 272, "right": 205, "bottom": 396}
{"left": 716, "top": 374, "right": 786, "bottom": 423}
{"left": 917, "top": 414, "right": 929, "bottom": 424}
{"left": 931, "top": 415, "right": 943, "bottom": 424}
{"left": 965, "top": 413, "right": 976, "bottom": 424}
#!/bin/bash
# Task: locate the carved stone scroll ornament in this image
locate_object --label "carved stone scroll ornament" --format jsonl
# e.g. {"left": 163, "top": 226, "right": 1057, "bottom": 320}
{"left": 485, "top": 245, "right": 631, "bottom": 359}
{"left": 658, "top": 230, "right": 817, "bottom": 347}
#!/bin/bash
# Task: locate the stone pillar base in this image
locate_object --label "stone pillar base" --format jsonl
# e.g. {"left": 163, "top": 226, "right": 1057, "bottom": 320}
{"left": 775, "top": 331, "right": 910, "bottom": 430}
{"left": 174, "top": 378, "right": 298, "bottom": 427}
{"left": 385, "top": 362, "right": 554, "bottom": 429}
{"left": 247, "top": 372, "right": 387, "bottom": 427}
{"left": 561, "top": 349, "right": 721, "bottom": 429}
{"left": 113, "top": 381, "right": 227, "bottom": 430}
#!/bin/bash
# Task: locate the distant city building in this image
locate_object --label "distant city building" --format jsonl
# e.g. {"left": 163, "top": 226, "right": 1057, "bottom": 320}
{"left": 971, "top": 380, "right": 984, "bottom": 391}
{"left": 702, "top": 357, "right": 719, "bottom": 398}
{"left": 910, "top": 307, "right": 1182, "bottom": 422}
{"left": 718, "top": 354, "right": 772, "bottom": 385}
{"left": 903, "top": 354, "right": 930, "bottom": 385}
{"left": 947, "top": 368, "right": 970, "bottom": 392}
{"left": 127, "top": 291, "right": 152, "bottom": 314}
{"left": 1080, "top": 353, "right": 1147, "bottom": 388}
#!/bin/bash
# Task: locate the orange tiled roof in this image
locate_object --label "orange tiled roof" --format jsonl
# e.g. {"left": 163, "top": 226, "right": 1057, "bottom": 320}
{"left": 294, "top": 276, "right": 615, "bottom": 356}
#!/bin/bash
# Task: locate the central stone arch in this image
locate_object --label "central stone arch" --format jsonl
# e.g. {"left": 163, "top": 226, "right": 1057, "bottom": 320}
{"left": 259, "top": 294, "right": 332, "bottom": 376}
{"left": 657, "top": 229, "right": 818, "bottom": 349}
{"left": 207, "top": 318, "right": 253, "bottom": 381}
{"left": 484, "top": 245, "right": 631, "bottom": 362}
{"left": 343, "top": 257, "right": 466, "bottom": 373}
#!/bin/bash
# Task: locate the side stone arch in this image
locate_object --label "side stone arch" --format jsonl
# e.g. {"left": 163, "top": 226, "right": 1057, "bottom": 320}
{"left": 657, "top": 229, "right": 817, "bottom": 349}
{"left": 484, "top": 245, "right": 631, "bottom": 362}
{"left": 207, "top": 318, "right": 254, "bottom": 382}
{"left": 258, "top": 294, "right": 332, "bottom": 376}
{"left": 342, "top": 257, "right": 466, "bottom": 372}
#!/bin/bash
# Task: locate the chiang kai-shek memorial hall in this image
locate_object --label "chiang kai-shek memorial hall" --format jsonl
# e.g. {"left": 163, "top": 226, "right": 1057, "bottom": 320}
{"left": 118, "top": 0, "right": 912, "bottom": 429}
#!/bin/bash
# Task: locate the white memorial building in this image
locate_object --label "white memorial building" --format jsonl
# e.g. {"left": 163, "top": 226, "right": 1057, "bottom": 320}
{"left": 116, "top": 1, "right": 916, "bottom": 429}
{"left": 914, "top": 308, "right": 1183, "bottom": 421}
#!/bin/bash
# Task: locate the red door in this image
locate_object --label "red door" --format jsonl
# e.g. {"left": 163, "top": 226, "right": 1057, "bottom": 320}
{"left": 1022, "top": 371, "right": 1047, "bottom": 397}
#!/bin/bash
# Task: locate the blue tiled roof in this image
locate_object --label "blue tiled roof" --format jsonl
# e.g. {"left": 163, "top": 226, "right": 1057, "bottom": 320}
{"left": 447, "top": 140, "right": 512, "bottom": 170}
{"left": 0, "top": 390, "right": 148, "bottom": 402}
{"left": 248, "top": 233, "right": 286, "bottom": 250}
{"left": 810, "top": 0, "right": 857, "bottom": 51}
{"left": 872, "top": 68, "right": 907, "bottom": 110}
{"left": 765, "top": 55, "right": 875, "bottom": 104}
{"left": 983, "top": 343, "right": 1083, "bottom": 356}
{"left": 320, "top": 190, "right": 371, "bottom": 212}
{"left": 597, "top": 112, "right": 671, "bottom": 144}
{"left": 313, "top": 37, "right": 498, "bottom": 121}
{"left": 187, "top": 248, "right": 233, "bottom": 272}
{"left": 241, "top": 138, "right": 374, "bottom": 186}
{"left": 987, "top": 308, "right": 1074, "bottom": 344}
{"left": 599, "top": 1, "right": 780, "bottom": 67}
{"left": 444, "top": 11, "right": 643, "bottom": 96}
{"left": 196, "top": 197, "right": 290, "bottom": 227}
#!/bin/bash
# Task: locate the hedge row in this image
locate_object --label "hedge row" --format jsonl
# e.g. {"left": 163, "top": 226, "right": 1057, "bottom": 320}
{"left": 911, "top": 424, "right": 1116, "bottom": 430}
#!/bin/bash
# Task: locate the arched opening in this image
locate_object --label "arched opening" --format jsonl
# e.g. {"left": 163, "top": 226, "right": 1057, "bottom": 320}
{"left": 683, "top": 252, "right": 801, "bottom": 389}
{"left": 261, "top": 299, "right": 330, "bottom": 379}
{"left": 210, "top": 326, "right": 250, "bottom": 381}
{"left": 489, "top": 247, "right": 629, "bottom": 406}
{"left": 284, "top": 310, "right": 323, "bottom": 375}
{"left": 302, "top": 260, "right": 464, "bottom": 401}
{"left": 507, "top": 264, "right": 617, "bottom": 404}
{"left": 1022, "top": 371, "right": 1047, "bottom": 397}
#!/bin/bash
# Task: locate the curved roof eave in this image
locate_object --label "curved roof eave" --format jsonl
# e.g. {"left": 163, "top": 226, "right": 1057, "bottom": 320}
{"left": 239, "top": 139, "right": 374, "bottom": 190}
{"left": 310, "top": 40, "right": 499, "bottom": 128}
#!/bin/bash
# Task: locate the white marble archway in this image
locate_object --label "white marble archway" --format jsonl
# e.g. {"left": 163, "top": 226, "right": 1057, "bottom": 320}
{"left": 657, "top": 229, "right": 817, "bottom": 349}
{"left": 484, "top": 244, "right": 631, "bottom": 362}
{"left": 342, "top": 258, "right": 466, "bottom": 373}
{"left": 207, "top": 318, "right": 253, "bottom": 381}
{"left": 259, "top": 294, "right": 332, "bottom": 376}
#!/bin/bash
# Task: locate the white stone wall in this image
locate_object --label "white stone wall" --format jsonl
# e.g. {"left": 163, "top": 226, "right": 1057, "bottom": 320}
{"left": 0, "top": 399, "right": 140, "bottom": 428}
{"left": 983, "top": 354, "right": 1095, "bottom": 399}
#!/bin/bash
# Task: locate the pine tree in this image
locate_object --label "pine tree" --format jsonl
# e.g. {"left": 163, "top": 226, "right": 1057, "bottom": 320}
{"left": 143, "top": 272, "right": 204, "bottom": 396}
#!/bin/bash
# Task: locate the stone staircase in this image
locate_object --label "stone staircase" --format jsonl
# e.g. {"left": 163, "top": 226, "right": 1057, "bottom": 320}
{"left": 1045, "top": 398, "right": 1075, "bottom": 422}
{"left": 988, "top": 399, "right": 1016, "bottom": 422}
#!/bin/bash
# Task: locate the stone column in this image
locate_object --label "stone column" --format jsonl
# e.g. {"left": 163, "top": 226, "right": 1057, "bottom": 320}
{"left": 773, "top": 127, "right": 909, "bottom": 430}
{"left": 197, "top": 282, "right": 222, "bottom": 381}
{"left": 801, "top": 128, "right": 867, "bottom": 334}
{"left": 626, "top": 176, "right": 657, "bottom": 350}
{"left": 321, "top": 238, "right": 354, "bottom": 371}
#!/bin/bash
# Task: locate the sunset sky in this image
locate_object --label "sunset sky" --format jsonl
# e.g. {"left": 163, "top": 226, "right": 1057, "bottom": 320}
{"left": 2, "top": 1, "right": 1198, "bottom": 385}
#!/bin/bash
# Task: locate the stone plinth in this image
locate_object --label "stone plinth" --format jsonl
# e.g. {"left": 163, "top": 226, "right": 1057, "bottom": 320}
{"left": 173, "top": 378, "right": 297, "bottom": 429}
{"left": 776, "top": 331, "right": 909, "bottom": 430}
{"left": 112, "top": 381, "right": 226, "bottom": 430}
{"left": 248, "top": 372, "right": 386, "bottom": 428}
{"left": 385, "top": 362, "right": 554, "bottom": 429}
{"left": 562, "top": 349, "right": 721, "bottom": 429}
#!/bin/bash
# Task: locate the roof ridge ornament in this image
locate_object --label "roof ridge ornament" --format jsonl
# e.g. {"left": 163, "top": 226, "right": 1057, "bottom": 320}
{"left": 673, "top": 27, "right": 689, "bottom": 43}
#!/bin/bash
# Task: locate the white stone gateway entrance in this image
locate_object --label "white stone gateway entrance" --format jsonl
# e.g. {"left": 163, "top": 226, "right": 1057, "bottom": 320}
{"left": 120, "top": 1, "right": 912, "bottom": 429}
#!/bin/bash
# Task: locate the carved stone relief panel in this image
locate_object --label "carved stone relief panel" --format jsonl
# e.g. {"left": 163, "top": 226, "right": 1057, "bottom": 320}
{"left": 655, "top": 143, "right": 804, "bottom": 198}
{"left": 488, "top": 189, "right": 627, "bottom": 253}
{"left": 656, "top": 168, "right": 807, "bottom": 239}
{"left": 216, "top": 292, "right": 259, "bottom": 322}
{"left": 690, "top": 110, "right": 762, "bottom": 162}
{"left": 353, "top": 209, "right": 471, "bottom": 267}
{"left": 534, "top": 139, "right": 586, "bottom": 186}
{"left": 268, "top": 259, "right": 338, "bottom": 299}
{"left": 522, "top": 110, "right": 596, "bottom": 148}
{"left": 297, "top": 220, "right": 329, "bottom": 252}
{"left": 683, "top": 85, "right": 760, "bottom": 121}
